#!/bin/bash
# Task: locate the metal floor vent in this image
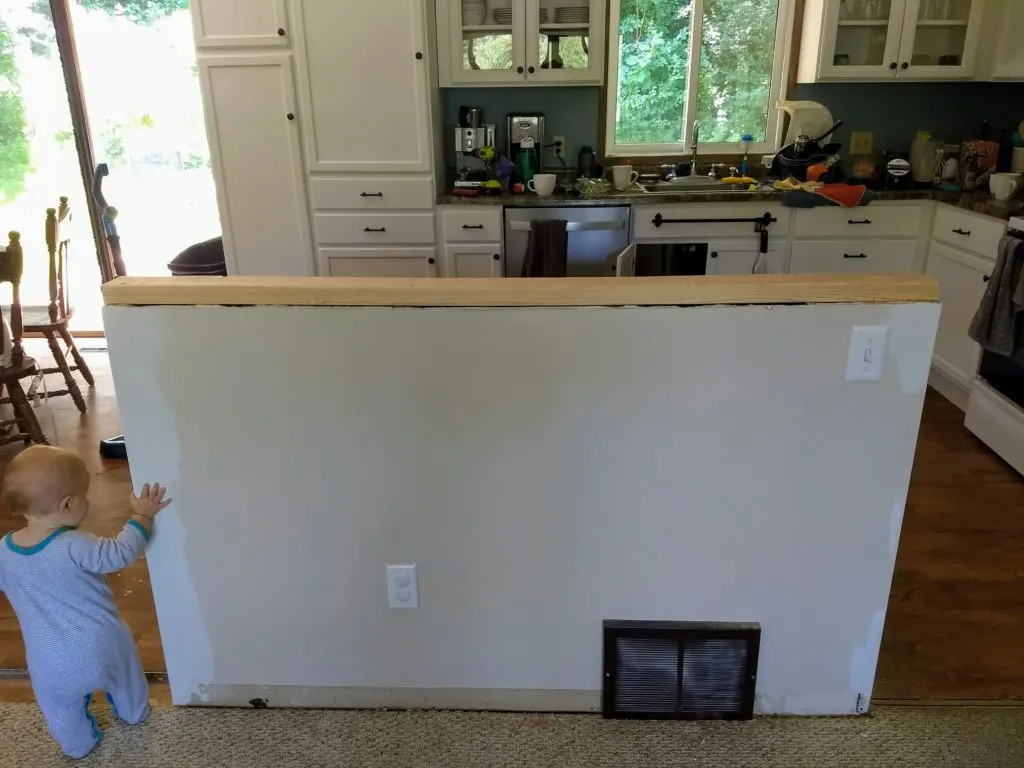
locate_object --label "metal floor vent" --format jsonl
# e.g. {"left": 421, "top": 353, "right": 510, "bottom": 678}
{"left": 602, "top": 620, "right": 760, "bottom": 720}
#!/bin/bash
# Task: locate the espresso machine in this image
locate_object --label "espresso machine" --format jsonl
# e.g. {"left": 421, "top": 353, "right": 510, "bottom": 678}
{"left": 454, "top": 105, "right": 497, "bottom": 188}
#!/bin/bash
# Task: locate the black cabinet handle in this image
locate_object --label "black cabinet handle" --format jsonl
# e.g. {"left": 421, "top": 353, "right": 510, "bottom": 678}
{"left": 363, "top": 227, "right": 386, "bottom": 232}
{"left": 517, "top": 66, "right": 524, "bottom": 73}
{"left": 493, "top": 253, "right": 500, "bottom": 261}
{"left": 415, "top": 52, "right": 423, "bottom": 60}
{"left": 462, "top": 224, "right": 485, "bottom": 229}
{"left": 953, "top": 228, "right": 971, "bottom": 235}
{"left": 286, "top": 113, "right": 295, "bottom": 121}
{"left": 983, "top": 274, "right": 992, "bottom": 283}
{"left": 710, "top": 251, "right": 718, "bottom": 258}
{"left": 901, "top": 62, "right": 909, "bottom": 70}
{"left": 843, "top": 253, "right": 868, "bottom": 259}
{"left": 889, "top": 62, "right": 898, "bottom": 70}
{"left": 428, "top": 257, "right": 435, "bottom": 264}
{"left": 848, "top": 219, "right": 872, "bottom": 225}
{"left": 528, "top": 66, "right": 535, "bottom": 73}
{"left": 277, "top": 27, "right": 285, "bottom": 36}
{"left": 360, "top": 192, "right": 383, "bottom": 198}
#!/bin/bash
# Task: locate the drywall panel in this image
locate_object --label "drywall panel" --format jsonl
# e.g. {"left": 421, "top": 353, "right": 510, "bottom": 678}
{"left": 104, "top": 301, "right": 939, "bottom": 713}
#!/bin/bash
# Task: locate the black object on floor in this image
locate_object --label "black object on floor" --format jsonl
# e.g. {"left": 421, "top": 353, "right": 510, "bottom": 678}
{"left": 99, "top": 435, "right": 127, "bottom": 460}
{"left": 167, "top": 237, "right": 227, "bottom": 276}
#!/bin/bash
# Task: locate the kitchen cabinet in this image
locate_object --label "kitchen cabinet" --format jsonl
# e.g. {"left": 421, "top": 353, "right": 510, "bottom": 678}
{"left": 798, "top": 0, "right": 986, "bottom": 82}
{"left": 790, "top": 240, "right": 917, "bottom": 273}
{"left": 323, "top": 249, "right": 439, "bottom": 278}
{"left": 189, "top": 0, "right": 289, "bottom": 48}
{"left": 443, "top": 245, "right": 504, "bottom": 277}
{"left": 706, "top": 247, "right": 786, "bottom": 276}
{"left": 925, "top": 241, "right": 992, "bottom": 389}
{"left": 988, "top": 1, "right": 1024, "bottom": 79}
{"left": 290, "top": 0, "right": 433, "bottom": 171}
{"left": 198, "top": 53, "right": 313, "bottom": 275}
{"left": 436, "top": 0, "right": 606, "bottom": 86}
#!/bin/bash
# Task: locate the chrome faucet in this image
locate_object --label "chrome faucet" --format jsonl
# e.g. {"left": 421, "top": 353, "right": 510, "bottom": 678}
{"left": 689, "top": 122, "right": 700, "bottom": 176}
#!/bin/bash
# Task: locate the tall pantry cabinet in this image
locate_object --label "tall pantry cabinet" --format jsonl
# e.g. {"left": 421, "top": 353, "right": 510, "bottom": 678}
{"left": 189, "top": 0, "right": 443, "bottom": 276}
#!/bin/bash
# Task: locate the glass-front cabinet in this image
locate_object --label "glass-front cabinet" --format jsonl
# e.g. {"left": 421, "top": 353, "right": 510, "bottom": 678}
{"left": 438, "top": 0, "right": 606, "bottom": 86}
{"left": 805, "top": 0, "right": 984, "bottom": 81}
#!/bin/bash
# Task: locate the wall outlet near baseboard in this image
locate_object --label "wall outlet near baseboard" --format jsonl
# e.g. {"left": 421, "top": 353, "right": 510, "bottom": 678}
{"left": 386, "top": 564, "right": 419, "bottom": 608}
{"left": 850, "top": 132, "right": 874, "bottom": 155}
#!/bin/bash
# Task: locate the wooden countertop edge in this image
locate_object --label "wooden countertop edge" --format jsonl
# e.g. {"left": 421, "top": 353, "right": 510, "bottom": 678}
{"left": 102, "top": 275, "right": 939, "bottom": 307}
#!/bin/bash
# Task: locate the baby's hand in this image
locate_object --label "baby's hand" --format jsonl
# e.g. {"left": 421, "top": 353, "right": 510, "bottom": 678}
{"left": 130, "top": 483, "right": 172, "bottom": 519}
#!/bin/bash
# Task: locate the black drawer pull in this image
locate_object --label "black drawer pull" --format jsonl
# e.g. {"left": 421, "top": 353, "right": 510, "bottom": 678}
{"left": 428, "top": 257, "right": 435, "bottom": 264}
{"left": 983, "top": 274, "right": 992, "bottom": 283}
{"left": 363, "top": 227, "right": 386, "bottom": 233}
{"left": 360, "top": 192, "right": 383, "bottom": 198}
{"left": 710, "top": 251, "right": 718, "bottom": 258}
{"left": 843, "top": 253, "right": 868, "bottom": 259}
{"left": 953, "top": 228, "right": 971, "bottom": 235}
{"left": 277, "top": 27, "right": 285, "bottom": 36}
{"left": 493, "top": 253, "right": 500, "bottom": 260}
{"left": 462, "top": 224, "right": 485, "bottom": 230}
{"left": 848, "top": 219, "right": 872, "bottom": 225}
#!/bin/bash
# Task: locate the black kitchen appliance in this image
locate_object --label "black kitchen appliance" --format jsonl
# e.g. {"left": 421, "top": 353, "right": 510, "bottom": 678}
{"left": 881, "top": 151, "right": 913, "bottom": 190}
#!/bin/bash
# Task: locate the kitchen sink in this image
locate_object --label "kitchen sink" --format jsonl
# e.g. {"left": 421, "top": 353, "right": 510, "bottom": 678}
{"left": 638, "top": 177, "right": 733, "bottom": 194}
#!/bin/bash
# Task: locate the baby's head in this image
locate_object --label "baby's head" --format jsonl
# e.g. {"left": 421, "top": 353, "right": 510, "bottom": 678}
{"left": 2, "top": 446, "right": 90, "bottom": 527}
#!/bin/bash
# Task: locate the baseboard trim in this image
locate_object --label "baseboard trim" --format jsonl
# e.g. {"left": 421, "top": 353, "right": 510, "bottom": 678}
{"left": 180, "top": 685, "right": 601, "bottom": 712}
{"left": 929, "top": 367, "right": 969, "bottom": 411}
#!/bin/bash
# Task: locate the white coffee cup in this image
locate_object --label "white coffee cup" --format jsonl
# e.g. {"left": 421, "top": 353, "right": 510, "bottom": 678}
{"left": 611, "top": 165, "right": 639, "bottom": 190}
{"left": 527, "top": 173, "right": 557, "bottom": 196}
{"left": 989, "top": 172, "right": 1021, "bottom": 202}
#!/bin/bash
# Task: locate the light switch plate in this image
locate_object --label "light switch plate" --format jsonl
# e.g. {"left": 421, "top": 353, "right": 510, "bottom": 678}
{"left": 850, "top": 132, "right": 874, "bottom": 155}
{"left": 846, "top": 326, "right": 889, "bottom": 382}
{"left": 386, "top": 564, "right": 419, "bottom": 608}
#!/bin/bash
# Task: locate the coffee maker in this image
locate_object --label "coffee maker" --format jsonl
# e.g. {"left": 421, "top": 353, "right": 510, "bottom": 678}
{"left": 507, "top": 114, "right": 546, "bottom": 177}
{"left": 454, "top": 106, "right": 496, "bottom": 188}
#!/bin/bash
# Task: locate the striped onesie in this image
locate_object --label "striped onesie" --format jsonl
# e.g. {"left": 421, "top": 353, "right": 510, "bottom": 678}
{"left": 0, "top": 521, "right": 151, "bottom": 759}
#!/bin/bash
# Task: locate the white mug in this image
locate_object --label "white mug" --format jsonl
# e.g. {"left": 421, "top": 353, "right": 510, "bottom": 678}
{"left": 989, "top": 172, "right": 1021, "bottom": 202}
{"left": 611, "top": 165, "right": 639, "bottom": 190}
{"left": 527, "top": 173, "right": 557, "bottom": 196}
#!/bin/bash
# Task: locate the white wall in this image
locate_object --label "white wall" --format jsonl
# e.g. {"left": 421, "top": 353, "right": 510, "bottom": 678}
{"left": 104, "top": 301, "right": 939, "bottom": 713}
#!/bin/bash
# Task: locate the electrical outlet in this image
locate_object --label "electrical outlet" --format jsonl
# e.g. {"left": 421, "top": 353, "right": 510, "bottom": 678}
{"left": 386, "top": 564, "right": 419, "bottom": 608}
{"left": 552, "top": 135, "right": 566, "bottom": 160}
{"left": 850, "top": 132, "right": 874, "bottom": 155}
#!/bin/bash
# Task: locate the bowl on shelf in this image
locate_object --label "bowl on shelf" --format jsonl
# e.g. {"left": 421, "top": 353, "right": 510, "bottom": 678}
{"left": 463, "top": 0, "right": 487, "bottom": 25}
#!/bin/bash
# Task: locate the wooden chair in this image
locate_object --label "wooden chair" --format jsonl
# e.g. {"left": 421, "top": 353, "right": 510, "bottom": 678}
{"left": 0, "top": 232, "right": 48, "bottom": 446}
{"left": 24, "top": 197, "right": 94, "bottom": 414}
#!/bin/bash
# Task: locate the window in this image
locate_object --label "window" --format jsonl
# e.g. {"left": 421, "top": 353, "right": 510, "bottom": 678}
{"left": 605, "top": 0, "right": 792, "bottom": 158}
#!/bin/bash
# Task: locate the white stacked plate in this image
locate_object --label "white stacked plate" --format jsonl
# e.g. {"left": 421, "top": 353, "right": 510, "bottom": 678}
{"left": 539, "top": 8, "right": 550, "bottom": 22}
{"left": 493, "top": 7, "right": 513, "bottom": 24}
{"left": 555, "top": 6, "right": 590, "bottom": 24}
{"left": 463, "top": 0, "right": 487, "bottom": 25}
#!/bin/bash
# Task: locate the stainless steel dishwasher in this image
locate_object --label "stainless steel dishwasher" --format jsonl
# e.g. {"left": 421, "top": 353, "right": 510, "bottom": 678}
{"left": 503, "top": 206, "right": 631, "bottom": 277}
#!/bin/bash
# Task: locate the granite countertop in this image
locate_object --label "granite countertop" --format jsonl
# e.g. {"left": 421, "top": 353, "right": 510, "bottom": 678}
{"left": 437, "top": 187, "right": 1024, "bottom": 221}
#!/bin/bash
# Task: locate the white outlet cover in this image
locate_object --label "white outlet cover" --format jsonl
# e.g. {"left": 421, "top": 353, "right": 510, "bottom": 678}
{"left": 386, "top": 564, "right": 419, "bottom": 608}
{"left": 846, "top": 326, "right": 889, "bottom": 382}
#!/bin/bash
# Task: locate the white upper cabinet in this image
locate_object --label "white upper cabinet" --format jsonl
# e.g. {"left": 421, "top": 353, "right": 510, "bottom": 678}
{"left": 437, "top": 0, "right": 606, "bottom": 86}
{"left": 976, "top": 0, "right": 1024, "bottom": 80}
{"left": 289, "top": 0, "right": 433, "bottom": 172}
{"left": 190, "top": 0, "right": 290, "bottom": 48}
{"left": 798, "top": 0, "right": 986, "bottom": 81}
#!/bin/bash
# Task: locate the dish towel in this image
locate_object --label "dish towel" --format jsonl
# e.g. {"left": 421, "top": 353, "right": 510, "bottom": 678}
{"left": 969, "top": 235, "right": 1024, "bottom": 357}
{"left": 521, "top": 220, "right": 568, "bottom": 277}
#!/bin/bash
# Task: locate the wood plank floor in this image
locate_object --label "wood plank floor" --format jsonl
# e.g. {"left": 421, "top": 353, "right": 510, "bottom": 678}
{"left": 0, "top": 347, "right": 1021, "bottom": 700}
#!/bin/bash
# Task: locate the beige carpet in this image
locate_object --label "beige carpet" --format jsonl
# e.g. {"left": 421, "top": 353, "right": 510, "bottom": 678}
{"left": 1, "top": 702, "right": 1022, "bottom": 767}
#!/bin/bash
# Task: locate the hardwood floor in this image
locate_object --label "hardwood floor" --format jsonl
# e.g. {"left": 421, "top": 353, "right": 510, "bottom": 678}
{"left": 0, "top": 349, "right": 1021, "bottom": 701}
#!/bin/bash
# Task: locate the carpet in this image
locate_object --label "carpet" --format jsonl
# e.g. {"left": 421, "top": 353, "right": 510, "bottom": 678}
{"left": 1, "top": 702, "right": 1022, "bottom": 767}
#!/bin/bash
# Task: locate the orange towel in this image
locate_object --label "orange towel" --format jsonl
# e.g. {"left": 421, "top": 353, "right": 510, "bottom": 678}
{"left": 814, "top": 184, "right": 867, "bottom": 208}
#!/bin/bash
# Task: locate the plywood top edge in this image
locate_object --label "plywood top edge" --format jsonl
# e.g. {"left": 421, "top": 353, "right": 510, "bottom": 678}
{"left": 102, "top": 275, "right": 939, "bottom": 308}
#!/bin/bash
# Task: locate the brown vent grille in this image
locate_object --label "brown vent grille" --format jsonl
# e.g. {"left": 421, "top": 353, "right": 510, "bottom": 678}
{"left": 602, "top": 620, "right": 760, "bottom": 720}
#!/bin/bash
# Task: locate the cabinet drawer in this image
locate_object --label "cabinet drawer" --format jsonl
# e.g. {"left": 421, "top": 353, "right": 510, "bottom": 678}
{"left": 321, "top": 247, "right": 437, "bottom": 277}
{"left": 794, "top": 205, "right": 922, "bottom": 238}
{"left": 932, "top": 205, "right": 1005, "bottom": 259}
{"left": 310, "top": 176, "right": 435, "bottom": 210}
{"left": 790, "top": 240, "right": 917, "bottom": 274}
{"left": 633, "top": 203, "right": 789, "bottom": 240}
{"left": 315, "top": 212, "right": 435, "bottom": 245}
{"left": 442, "top": 207, "right": 503, "bottom": 242}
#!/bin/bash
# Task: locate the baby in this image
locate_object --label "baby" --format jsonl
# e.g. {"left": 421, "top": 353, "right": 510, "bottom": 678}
{"left": 0, "top": 445, "right": 170, "bottom": 759}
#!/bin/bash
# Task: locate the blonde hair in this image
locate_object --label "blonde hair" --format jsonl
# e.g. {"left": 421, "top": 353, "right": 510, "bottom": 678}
{"left": 2, "top": 446, "right": 89, "bottom": 518}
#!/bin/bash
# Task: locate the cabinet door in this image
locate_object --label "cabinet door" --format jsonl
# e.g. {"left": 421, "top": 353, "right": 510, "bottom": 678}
{"left": 818, "top": 0, "right": 907, "bottom": 79}
{"left": 524, "top": 0, "right": 605, "bottom": 84}
{"left": 199, "top": 54, "right": 313, "bottom": 276}
{"left": 444, "top": 245, "right": 504, "bottom": 277}
{"left": 190, "top": 0, "right": 289, "bottom": 48}
{"left": 990, "top": 1, "right": 1024, "bottom": 79}
{"left": 706, "top": 248, "right": 785, "bottom": 275}
{"left": 926, "top": 241, "right": 991, "bottom": 388}
{"left": 614, "top": 244, "right": 636, "bottom": 277}
{"left": 789, "top": 240, "right": 917, "bottom": 273}
{"left": 897, "top": 0, "right": 984, "bottom": 79}
{"left": 291, "top": 0, "right": 432, "bottom": 172}
{"left": 442, "top": 0, "right": 526, "bottom": 85}
{"left": 323, "top": 248, "right": 439, "bottom": 277}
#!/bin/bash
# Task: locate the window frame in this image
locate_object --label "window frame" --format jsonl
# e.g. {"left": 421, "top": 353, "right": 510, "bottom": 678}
{"left": 604, "top": 0, "right": 796, "bottom": 160}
